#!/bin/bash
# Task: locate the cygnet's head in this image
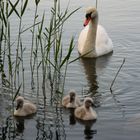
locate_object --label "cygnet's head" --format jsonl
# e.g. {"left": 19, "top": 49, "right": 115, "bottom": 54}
{"left": 69, "top": 90, "right": 76, "bottom": 103}
{"left": 16, "top": 96, "right": 24, "bottom": 110}
{"left": 84, "top": 97, "right": 94, "bottom": 109}
{"left": 84, "top": 7, "right": 98, "bottom": 26}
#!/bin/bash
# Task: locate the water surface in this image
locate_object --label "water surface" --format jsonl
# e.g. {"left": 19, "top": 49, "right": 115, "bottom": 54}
{"left": 1, "top": 0, "right": 140, "bottom": 140}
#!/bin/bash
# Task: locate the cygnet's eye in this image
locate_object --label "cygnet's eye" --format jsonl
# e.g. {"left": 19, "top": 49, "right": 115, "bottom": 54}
{"left": 86, "top": 100, "right": 93, "bottom": 105}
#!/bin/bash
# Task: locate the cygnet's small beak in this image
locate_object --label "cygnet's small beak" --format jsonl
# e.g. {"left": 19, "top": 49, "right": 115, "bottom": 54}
{"left": 16, "top": 103, "right": 21, "bottom": 110}
{"left": 16, "top": 104, "right": 19, "bottom": 110}
{"left": 70, "top": 96, "right": 75, "bottom": 103}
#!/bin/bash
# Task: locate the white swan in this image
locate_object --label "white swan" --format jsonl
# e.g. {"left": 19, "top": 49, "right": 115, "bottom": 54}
{"left": 14, "top": 96, "right": 37, "bottom": 117}
{"left": 78, "top": 7, "right": 113, "bottom": 58}
{"left": 62, "top": 90, "right": 81, "bottom": 108}
{"left": 74, "top": 97, "right": 97, "bottom": 120}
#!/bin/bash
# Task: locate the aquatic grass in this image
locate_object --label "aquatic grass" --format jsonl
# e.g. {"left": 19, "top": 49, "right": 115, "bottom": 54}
{"left": 19, "top": 37, "right": 25, "bottom": 91}
{"left": 0, "top": 1, "right": 7, "bottom": 27}
{"left": 0, "top": 0, "right": 12, "bottom": 88}
{"left": 0, "top": 0, "right": 79, "bottom": 102}
{"left": 110, "top": 58, "right": 125, "bottom": 92}
{"left": 12, "top": 83, "right": 22, "bottom": 101}
{"left": 0, "top": 1, "right": 27, "bottom": 89}
{"left": 13, "top": 0, "right": 28, "bottom": 89}
{"left": 0, "top": 1, "right": 80, "bottom": 139}
{"left": 0, "top": 4, "right": 3, "bottom": 84}
{"left": 30, "top": 0, "right": 40, "bottom": 88}
{"left": 35, "top": 1, "right": 80, "bottom": 101}
{"left": 8, "top": 0, "right": 20, "bottom": 18}
{"left": 38, "top": 12, "right": 47, "bottom": 98}
{"left": 7, "top": 22, "right": 13, "bottom": 88}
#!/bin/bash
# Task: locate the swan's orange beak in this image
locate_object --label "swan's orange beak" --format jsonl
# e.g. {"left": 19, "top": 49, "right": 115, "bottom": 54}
{"left": 83, "top": 18, "right": 91, "bottom": 27}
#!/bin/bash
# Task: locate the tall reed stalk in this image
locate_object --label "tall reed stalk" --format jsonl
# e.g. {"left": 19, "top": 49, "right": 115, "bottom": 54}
{"left": 44, "top": 0, "right": 79, "bottom": 102}
{"left": 0, "top": 1, "right": 79, "bottom": 138}
{"left": 0, "top": 1, "right": 3, "bottom": 85}
{"left": 30, "top": 0, "right": 40, "bottom": 89}
{"left": 0, "top": 0, "right": 79, "bottom": 103}
{"left": 14, "top": 0, "right": 28, "bottom": 89}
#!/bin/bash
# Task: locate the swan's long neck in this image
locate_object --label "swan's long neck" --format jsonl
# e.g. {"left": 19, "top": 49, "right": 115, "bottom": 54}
{"left": 83, "top": 16, "right": 98, "bottom": 57}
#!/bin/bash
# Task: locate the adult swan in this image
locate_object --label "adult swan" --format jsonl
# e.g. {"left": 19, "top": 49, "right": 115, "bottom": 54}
{"left": 78, "top": 7, "right": 113, "bottom": 58}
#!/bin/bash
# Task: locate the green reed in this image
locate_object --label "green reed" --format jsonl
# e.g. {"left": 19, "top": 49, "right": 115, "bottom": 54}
{"left": 0, "top": 0, "right": 11, "bottom": 87}
{"left": 0, "top": 1, "right": 78, "bottom": 137}
{"left": 14, "top": 0, "right": 28, "bottom": 89}
{"left": 30, "top": 0, "right": 40, "bottom": 88}
{"left": 0, "top": 0, "right": 79, "bottom": 101}
{"left": 44, "top": 1, "right": 79, "bottom": 102}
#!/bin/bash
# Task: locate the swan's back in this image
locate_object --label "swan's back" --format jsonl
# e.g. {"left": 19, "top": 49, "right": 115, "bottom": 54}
{"left": 78, "top": 24, "right": 113, "bottom": 58}
{"left": 95, "top": 25, "right": 113, "bottom": 57}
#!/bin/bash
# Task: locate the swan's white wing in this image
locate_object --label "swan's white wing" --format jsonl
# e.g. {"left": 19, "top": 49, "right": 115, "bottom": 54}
{"left": 95, "top": 25, "right": 113, "bottom": 56}
{"left": 78, "top": 26, "right": 89, "bottom": 54}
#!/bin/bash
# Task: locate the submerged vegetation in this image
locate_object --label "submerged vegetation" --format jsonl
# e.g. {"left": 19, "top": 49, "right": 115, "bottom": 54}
{"left": 0, "top": 0, "right": 79, "bottom": 102}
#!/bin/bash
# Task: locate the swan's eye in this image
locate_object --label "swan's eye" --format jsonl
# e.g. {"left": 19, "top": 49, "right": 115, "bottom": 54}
{"left": 86, "top": 13, "right": 91, "bottom": 19}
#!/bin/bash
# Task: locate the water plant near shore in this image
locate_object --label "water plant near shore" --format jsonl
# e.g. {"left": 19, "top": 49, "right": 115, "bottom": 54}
{"left": 0, "top": 1, "right": 80, "bottom": 137}
{"left": 0, "top": 0, "right": 80, "bottom": 103}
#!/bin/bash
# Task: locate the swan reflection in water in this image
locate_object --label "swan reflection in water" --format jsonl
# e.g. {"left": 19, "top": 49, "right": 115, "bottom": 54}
{"left": 76, "top": 54, "right": 112, "bottom": 139}
{"left": 80, "top": 53, "right": 113, "bottom": 96}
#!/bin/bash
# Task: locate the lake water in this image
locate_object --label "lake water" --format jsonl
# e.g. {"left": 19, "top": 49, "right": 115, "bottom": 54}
{"left": 0, "top": 0, "right": 140, "bottom": 140}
